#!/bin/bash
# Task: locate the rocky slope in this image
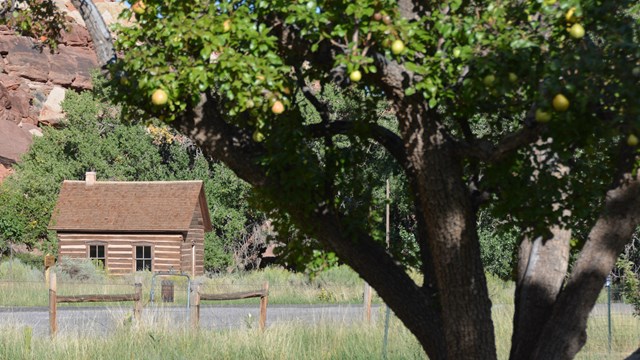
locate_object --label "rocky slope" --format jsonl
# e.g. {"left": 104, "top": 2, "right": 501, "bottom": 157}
{"left": 0, "top": 0, "right": 123, "bottom": 181}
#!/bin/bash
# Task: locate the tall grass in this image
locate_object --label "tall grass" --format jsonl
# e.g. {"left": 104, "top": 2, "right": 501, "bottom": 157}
{"left": 0, "top": 316, "right": 426, "bottom": 360}
{"left": 0, "top": 260, "right": 374, "bottom": 307}
{"left": 0, "top": 258, "right": 638, "bottom": 359}
{"left": 0, "top": 309, "right": 637, "bottom": 359}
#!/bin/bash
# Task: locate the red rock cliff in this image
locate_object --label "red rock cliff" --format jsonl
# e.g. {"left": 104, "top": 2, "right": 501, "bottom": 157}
{"left": 0, "top": 0, "right": 124, "bottom": 181}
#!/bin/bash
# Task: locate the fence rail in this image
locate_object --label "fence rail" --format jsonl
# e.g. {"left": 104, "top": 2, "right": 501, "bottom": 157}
{"left": 57, "top": 294, "right": 140, "bottom": 303}
{"left": 190, "top": 282, "right": 269, "bottom": 331}
{"left": 48, "top": 272, "right": 142, "bottom": 337}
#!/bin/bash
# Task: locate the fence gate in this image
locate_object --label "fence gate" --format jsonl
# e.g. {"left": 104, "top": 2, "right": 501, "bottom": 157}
{"left": 149, "top": 271, "right": 192, "bottom": 309}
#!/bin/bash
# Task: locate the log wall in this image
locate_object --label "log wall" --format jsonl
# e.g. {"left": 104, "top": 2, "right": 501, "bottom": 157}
{"left": 58, "top": 233, "right": 184, "bottom": 275}
{"left": 182, "top": 204, "right": 205, "bottom": 276}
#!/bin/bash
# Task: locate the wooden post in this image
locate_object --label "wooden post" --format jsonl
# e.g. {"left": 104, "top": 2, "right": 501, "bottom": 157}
{"left": 133, "top": 281, "right": 142, "bottom": 323}
{"left": 44, "top": 254, "right": 55, "bottom": 289}
{"left": 363, "top": 283, "right": 373, "bottom": 322}
{"left": 45, "top": 267, "right": 50, "bottom": 289}
{"left": 49, "top": 272, "right": 57, "bottom": 338}
{"left": 190, "top": 283, "right": 200, "bottom": 330}
{"left": 259, "top": 282, "right": 269, "bottom": 332}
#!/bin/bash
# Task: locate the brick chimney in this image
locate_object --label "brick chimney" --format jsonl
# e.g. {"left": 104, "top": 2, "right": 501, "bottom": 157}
{"left": 85, "top": 171, "right": 96, "bottom": 186}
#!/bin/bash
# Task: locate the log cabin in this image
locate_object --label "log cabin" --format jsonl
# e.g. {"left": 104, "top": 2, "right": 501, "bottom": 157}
{"left": 49, "top": 172, "right": 212, "bottom": 275}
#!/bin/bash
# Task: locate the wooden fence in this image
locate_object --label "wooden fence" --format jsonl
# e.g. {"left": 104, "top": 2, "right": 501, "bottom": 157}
{"left": 48, "top": 274, "right": 268, "bottom": 335}
{"left": 189, "top": 282, "right": 269, "bottom": 331}
{"left": 48, "top": 272, "right": 142, "bottom": 337}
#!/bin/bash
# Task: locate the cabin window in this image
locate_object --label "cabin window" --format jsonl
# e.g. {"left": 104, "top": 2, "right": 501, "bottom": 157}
{"left": 136, "top": 245, "right": 152, "bottom": 271}
{"left": 89, "top": 245, "right": 105, "bottom": 267}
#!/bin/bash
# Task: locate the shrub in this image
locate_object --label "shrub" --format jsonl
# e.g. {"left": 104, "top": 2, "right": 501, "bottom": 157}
{"left": 53, "top": 257, "right": 107, "bottom": 283}
{"left": 0, "top": 258, "right": 43, "bottom": 282}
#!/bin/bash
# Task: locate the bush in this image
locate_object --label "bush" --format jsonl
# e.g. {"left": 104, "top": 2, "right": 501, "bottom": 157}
{"left": 0, "top": 258, "right": 43, "bottom": 282}
{"left": 13, "top": 253, "right": 44, "bottom": 271}
{"left": 616, "top": 258, "right": 640, "bottom": 316}
{"left": 53, "top": 257, "right": 107, "bottom": 283}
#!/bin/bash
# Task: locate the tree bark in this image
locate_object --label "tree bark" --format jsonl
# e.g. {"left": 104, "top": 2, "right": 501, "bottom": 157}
{"left": 68, "top": 0, "right": 115, "bottom": 66}
{"left": 533, "top": 175, "right": 640, "bottom": 359}
{"left": 510, "top": 227, "right": 570, "bottom": 360}
{"left": 395, "top": 103, "right": 497, "bottom": 359}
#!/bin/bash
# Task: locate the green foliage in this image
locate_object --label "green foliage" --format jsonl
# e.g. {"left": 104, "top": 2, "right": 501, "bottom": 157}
{"left": 0, "top": 0, "right": 67, "bottom": 50}
{"left": 478, "top": 213, "right": 518, "bottom": 280}
{"left": 110, "top": 0, "right": 640, "bottom": 268}
{"left": 616, "top": 258, "right": 640, "bottom": 317}
{"left": 254, "top": 84, "right": 421, "bottom": 272}
{"left": 97, "top": 3, "right": 640, "bottom": 355}
{"left": 0, "top": 82, "right": 262, "bottom": 272}
{"left": 12, "top": 253, "right": 45, "bottom": 271}
{"left": 0, "top": 258, "right": 43, "bottom": 282}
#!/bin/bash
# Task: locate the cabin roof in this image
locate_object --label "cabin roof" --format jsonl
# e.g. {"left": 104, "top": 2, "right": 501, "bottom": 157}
{"left": 49, "top": 180, "right": 213, "bottom": 233}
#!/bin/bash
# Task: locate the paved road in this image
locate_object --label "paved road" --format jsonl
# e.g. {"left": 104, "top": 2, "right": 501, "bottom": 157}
{"left": 0, "top": 304, "right": 384, "bottom": 337}
{"left": 0, "top": 303, "right": 632, "bottom": 338}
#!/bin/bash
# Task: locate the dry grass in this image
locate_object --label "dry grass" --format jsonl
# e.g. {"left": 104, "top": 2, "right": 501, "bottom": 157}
{"left": 0, "top": 259, "right": 638, "bottom": 358}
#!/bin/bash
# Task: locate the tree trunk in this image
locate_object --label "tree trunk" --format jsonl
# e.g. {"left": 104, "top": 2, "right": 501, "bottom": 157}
{"left": 397, "top": 104, "right": 497, "bottom": 359}
{"left": 68, "top": 0, "right": 115, "bottom": 66}
{"left": 510, "top": 227, "right": 570, "bottom": 360}
{"left": 533, "top": 176, "right": 640, "bottom": 359}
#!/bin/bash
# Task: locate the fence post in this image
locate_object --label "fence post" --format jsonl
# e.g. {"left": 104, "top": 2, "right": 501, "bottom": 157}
{"left": 190, "top": 283, "right": 200, "bottom": 330}
{"left": 49, "top": 272, "right": 57, "bottom": 338}
{"left": 259, "top": 281, "right": 269, "bottom": 332}
{"left": 606, "top": 275, "right": 612, "bottom": 353}
{"left": 133, "top": 280, "right": 142, "bottom": 323}
{"left": 363, "top": 282, "right": 373, "bottom": 323}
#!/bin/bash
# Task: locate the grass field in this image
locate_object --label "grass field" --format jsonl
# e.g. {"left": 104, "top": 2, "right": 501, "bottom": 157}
{"left": 0, "top": 258, "right": 638, "bottom": 359}
{"left": 0, "top": 307, "right": 637, "bottom": 359}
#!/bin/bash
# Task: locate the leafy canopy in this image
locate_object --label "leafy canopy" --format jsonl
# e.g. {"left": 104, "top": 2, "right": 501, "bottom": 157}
{"left": 112, "top": 0, "right": 640, "bottom": 242}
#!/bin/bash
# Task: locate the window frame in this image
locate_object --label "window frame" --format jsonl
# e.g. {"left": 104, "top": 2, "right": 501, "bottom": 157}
{"left": 134, "top": 244, "right": 154, "bottom": 272}
{"left": 86, "top": 242, "right": 107, "bottom": 268}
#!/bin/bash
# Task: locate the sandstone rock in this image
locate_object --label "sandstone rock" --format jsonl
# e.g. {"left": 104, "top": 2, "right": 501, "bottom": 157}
{"left": 10, "top": 85, "right": 32, "bottom": 118}
{"left": 2, "top": 36, "right": 51, "bottom": 82}
{"left": 0, "top": 76, "right": 33, "bottom": 125}
{"left": 0, "top": 35, "right": 34, "bottom": 55}
{"left": 0, "top": 119, "right": 32, "bottom": 165}
{"left": 58, "top": 45, "right": 99, "bottom": 89}
{"left": 0, "top": 1, "right": 124, "bottom": 183}
{"left": 60, "top": 23, "right": 91, "bottom": 47}
{"left": 10, "top": 242, "right": 43, "bottom": 256}
{"left": 0, "top": 25, "right": 13, "bottom": 36}
{"left": 67, "top": 46, "right": 99, "bottom": 74}
{"left": 72, "top": 75, "right": 94, "bottom": 90}
{"left": 0, "top": 74, "right": 24, "bottom": 91}
{"left": 0, "top": 83, "right": 11, "bottom": 110}
{"left": 48, "top": 51, "right": 77, "bottom": 86}
{"left": 96, "top": 2, "right": 127, "bottom": 26}
{"left": 53, "top": 0, "right": 85, "bottom": 26}
{"left": 38, "top": 86, "right": 66, "bottom": 125}
{"left": 19, "top": 122, "right": 42, "bottom": 137}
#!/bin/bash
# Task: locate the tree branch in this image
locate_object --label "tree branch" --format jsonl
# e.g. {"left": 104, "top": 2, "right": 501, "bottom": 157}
{"left": 533, "top": 173, "right": 640, "bottom": 359}
{"left": 172, "top": 93, "right": 447, "bottom": 359}
{"left": 510, "top": 226, "right": 571, "bottom": 360}
{"left": 294, "top": 68, "right": 331, "bottom": 124}
{"left": 306, "top": 120, "right": 409, "bottom": 172}
{"left": 69, "top": 0, "right": 116, "bottom": 67}
{"left": 173, "top": 93, "right": 267, "bottom": 187}
{"left": 459, "top": 122, "right": 542, "bottom": 163}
